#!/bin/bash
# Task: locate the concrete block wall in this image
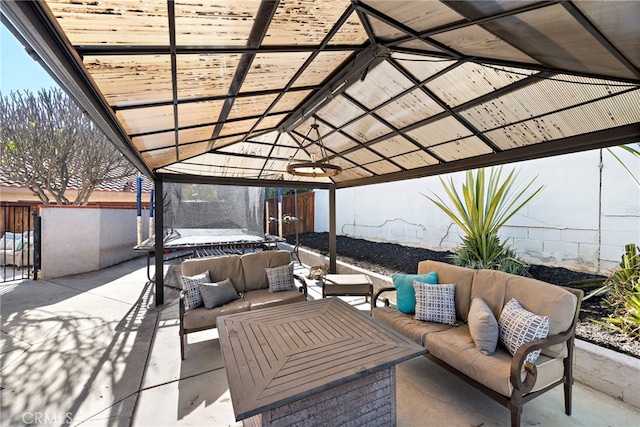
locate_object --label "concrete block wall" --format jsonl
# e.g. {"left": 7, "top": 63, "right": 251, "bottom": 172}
{"left": 316, "top": 147, "right": 640, "bottom": 274}
{"left": 40, "top": 207, "right": 149, "bottom": 279}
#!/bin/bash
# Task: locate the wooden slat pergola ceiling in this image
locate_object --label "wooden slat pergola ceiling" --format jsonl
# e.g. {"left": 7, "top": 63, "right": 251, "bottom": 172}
{"left": 2, "top": 0, "right": 639, "bottom": 191}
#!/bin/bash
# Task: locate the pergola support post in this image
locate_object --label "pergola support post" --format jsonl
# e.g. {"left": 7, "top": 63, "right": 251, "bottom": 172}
{"left": 329, "top": 185, "right": 337, "bottom": 273}
{"left": 154, "top": 176, "right": 164, "bottom": 306}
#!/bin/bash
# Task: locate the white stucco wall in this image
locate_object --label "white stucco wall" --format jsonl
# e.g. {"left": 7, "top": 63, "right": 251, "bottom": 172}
{"left": 40, "top": 207, "right": 148, "bottom": 279}
{"left": 315, "top": 147, "right": 640, "bottom": 273}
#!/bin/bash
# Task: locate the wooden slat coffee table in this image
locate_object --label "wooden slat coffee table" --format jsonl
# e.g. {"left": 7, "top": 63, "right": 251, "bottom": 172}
{"left": 218, "top": 298, "right": 425, "bottom": 426}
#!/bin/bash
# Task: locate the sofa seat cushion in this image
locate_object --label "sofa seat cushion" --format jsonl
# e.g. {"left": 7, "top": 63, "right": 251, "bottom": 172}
{"left": 372, "top": 307, "right": 453, "bottom": 345}
{"left": 424, "top": 325, "right": 565, "bottom": 397}
{"left": 243, "top": 288, "right": 306, "bottom": 310}
{"left": 183, "top": 298, "right": 251, "bottom": 330}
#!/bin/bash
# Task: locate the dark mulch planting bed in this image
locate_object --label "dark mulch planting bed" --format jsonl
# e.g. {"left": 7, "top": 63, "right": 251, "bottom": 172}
{"left": 287, "top": 232, "right": 640, "bottom": 359}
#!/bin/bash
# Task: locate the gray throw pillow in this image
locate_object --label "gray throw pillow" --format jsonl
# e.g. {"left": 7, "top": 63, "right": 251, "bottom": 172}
{"left": 199, "top": 278, "right": 240, "bottom": 309}
{"left": 468, "top": 297, "right": 499, "bottom": 355}
{"left": 266, "top": 263, "right": 297, "bottom": 292}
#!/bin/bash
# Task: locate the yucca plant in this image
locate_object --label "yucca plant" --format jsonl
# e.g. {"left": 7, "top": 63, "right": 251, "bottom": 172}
{"left": 595, "top": 243, "right": 640, "bottom": 338}
{"left": 423, "top": 166, "right": 543, "bottom": 274}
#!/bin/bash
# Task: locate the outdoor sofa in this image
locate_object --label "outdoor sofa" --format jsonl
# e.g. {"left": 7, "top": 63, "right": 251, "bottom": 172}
{"left": 372, "top": 260, "right": 583, "bottom": 427}
{"left": 0, "top": 231, "right": 34, "bottom": 268}
{"left": 179, "top": 250, "right": 307, "bottom": 359}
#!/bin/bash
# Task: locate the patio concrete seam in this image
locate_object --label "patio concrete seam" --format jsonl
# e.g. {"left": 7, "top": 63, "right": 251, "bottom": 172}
{"left": 137, "top": 366, "right": 228, "bottom": 394}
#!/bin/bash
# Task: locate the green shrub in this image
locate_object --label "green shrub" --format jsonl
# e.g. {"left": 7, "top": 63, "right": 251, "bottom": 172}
{"left": 423, "top": 166, "right": 543, "bottom": 275}
{"left": 595, "top": 243, "right": 640, "bottom": 338}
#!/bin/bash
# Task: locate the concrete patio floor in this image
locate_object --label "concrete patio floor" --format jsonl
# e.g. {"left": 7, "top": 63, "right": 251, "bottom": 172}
{"left": 2, "top": 256, "right": 639, "bottom": 426}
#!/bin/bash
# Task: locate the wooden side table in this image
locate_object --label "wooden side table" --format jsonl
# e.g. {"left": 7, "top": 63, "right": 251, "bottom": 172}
{"left": 322, "top": 273, "right": 373, "bottom": 311}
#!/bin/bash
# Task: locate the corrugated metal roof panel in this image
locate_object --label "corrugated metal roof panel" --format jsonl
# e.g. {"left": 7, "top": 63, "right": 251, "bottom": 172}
{"left": 84, "top": 55, "right": 173, "bottom": 107}
{"left": 133, "top": 131, "right": 175, "bottom": 152}
{"left": 344, "top": 147, "right": 383, "bottom": 164}
{"left": 483, "top": 4, "right": 637, "bottom": 80}
{"left": 177, "top": 54, "right": 241, "bottom": 100}
{"left": 461, "top": 75, "right": 635, "bottom": 131}
{"left": 431, "top": 25, "right": 538, "bottom": 64}
{"left": 391, "top": 53, "right": 456, "bottom": 82}
{"left": 487, "top": 89, "right": 640, "bottom": 149}
{"left": 328, "top": 10, "right": 369, "bottom": 45}
{"left": 175, "top": 0, "right": 259, "bottom": 46}
{"left": 364, "top": 0, "right": 463, "bottom": 33}
{"left": 293, "top": 51, "right": 353, "bottom": 88}
{"left": 219, "top": 119, "right": 259, "bottom": 137}
{"left": 576, "top": 1, "right": 640, "bottom": 69}
{"left": 46, "top": 0, "right": 169, "bottom": 45}
{"left": 375, "top": 88, "right": 443, "bottom": 128}
{"left": 241, "top": 53, "right": 311, "bottom": 92}
{"left": 429, "top": 136, "right": 493, "bottom": 161}
{"left": 345, "top": 61, "right": 414, "bottom": 109}
{"left": 427, "top": 62, "right": 536, "bottom": 108}
{"left": 406, "top": 116, "right": 473, "bottom": 147}
{"left": 323, "top": 132, "right": 360, "bottom": 153}
{"left": 369, "top": 135, "right": 418, "bottom": 157}
{"left": 178, "top": 101, "right": 226, "bottom": 129}
{"left": 316, "top": 96, "right": 365, "bottom": 128}
{"left": 117, "top": 105, "right": 174, "bottom": 135}
{"left": 364, "top": 160, "right": 402, "bottom": 175}
{"left": 342, "top": 115, "right": 393, "bottom": 143}
{"left": 392, "top": 150, "right": 438, "bottom": 170}
{"left": 263, "top": 0, "right": 352, "bottom": 46}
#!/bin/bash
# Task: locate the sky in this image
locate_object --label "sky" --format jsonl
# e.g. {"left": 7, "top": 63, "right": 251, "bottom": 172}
{"left": 1, "top": 24, "right": 59, "bottom": 94}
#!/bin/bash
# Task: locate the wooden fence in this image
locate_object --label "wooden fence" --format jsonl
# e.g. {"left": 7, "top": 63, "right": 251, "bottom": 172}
{"left": 265, "top": 192, "right": 314, "bottom": 236}
{"left": 0, "top": 203, "right": 37, "bottom": 235}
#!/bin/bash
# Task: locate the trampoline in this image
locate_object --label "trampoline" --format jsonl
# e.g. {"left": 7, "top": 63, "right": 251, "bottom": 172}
{"left": 136, "top": 228, "right": 283, "bottom": 283}
{"left": 135, "top": 183, "right": 281, "bottom": 284}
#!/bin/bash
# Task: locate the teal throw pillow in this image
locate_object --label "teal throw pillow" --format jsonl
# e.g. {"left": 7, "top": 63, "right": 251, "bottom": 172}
{"left": 392, "top": 272, "right": 438, "bottom": 314}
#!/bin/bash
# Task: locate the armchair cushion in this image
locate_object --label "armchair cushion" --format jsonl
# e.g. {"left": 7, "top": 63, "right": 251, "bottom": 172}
{"left": 199, "top": 278, "right": 240, "bottom": 309}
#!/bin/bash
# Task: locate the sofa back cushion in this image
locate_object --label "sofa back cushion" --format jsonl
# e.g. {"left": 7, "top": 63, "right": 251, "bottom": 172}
{"left": 181, "top": 255, "right": 244, "bottom": 293}
{"left": 241, "top": 250, "right": 292, "bottom": 292}
{"left": 418, "top": 260, "right": 475, "bottom": 322}
{"left": 472, "top": 269, "right": 577, "bottom": 358}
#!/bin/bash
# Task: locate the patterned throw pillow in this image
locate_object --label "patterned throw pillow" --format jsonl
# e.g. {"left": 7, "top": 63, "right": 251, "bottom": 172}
{"left": 266, "top": 263, "right": 297, "bottom": 293}
{"left": 199, "top": 278, "right": 240, "bottom": 309}
{"left": 180, "top": 272, "right": 209, "bottom": 310}
{"left": 414, "top": 282, "right": 456, "bottom": 325}
{"left": 468, "top": 297, "right": 499, "bottom": 355}
{"left": 499, "top": 298, "right": 550, "bottom": 364}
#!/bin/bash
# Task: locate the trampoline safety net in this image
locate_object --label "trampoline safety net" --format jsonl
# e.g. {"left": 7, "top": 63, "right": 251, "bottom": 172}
{"left": 163, "top": 183, "right": 264, "bottom": 235}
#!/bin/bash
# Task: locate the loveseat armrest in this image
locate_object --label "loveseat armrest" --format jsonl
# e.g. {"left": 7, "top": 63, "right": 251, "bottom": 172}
{"left": 510, "top": 329, "right": 574, "bottom": 395}
{"left": 293, "top": 274, "right": 308, "bottom": 299}
{"left": 373, "top": 287, "right": 396, "bottom": 308}
{"left": 179, "top": 290, "right": 187, "bottom": 321}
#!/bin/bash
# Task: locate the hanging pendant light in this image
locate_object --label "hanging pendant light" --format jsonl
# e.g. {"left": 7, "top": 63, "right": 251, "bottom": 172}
{"left": 287, "top": 121, "right": 342, "bottom": 178}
